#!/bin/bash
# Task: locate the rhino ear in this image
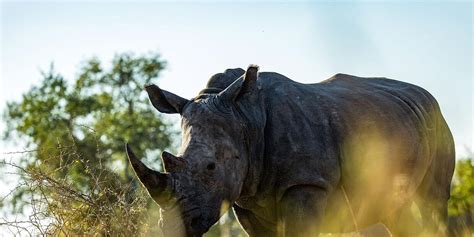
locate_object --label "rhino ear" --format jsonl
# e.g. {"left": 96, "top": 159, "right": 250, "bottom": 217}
{"left": 145, "top": 84, "right": 189, "bottom": 114}
{"left": 219, "top": 64, "right": 259, "bottom": 101}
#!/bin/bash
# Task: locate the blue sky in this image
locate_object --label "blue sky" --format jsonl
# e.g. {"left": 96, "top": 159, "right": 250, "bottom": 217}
{"left": 1, "top": 1, "right": 472, "bottom": 157}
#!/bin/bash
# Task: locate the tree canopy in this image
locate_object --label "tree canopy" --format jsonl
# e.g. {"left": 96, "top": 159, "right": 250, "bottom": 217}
{"left": 2, "top": 52, "right": 173, "bottom": 235}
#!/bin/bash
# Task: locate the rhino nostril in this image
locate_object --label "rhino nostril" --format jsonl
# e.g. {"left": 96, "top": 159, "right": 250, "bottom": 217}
{"left": 206, "top": 162, "right": 215, "bottom": 170}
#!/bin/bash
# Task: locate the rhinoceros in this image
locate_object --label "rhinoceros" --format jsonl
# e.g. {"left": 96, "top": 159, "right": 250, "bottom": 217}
{"left": 126, "top": 65, "right": 455, "bottom": 237}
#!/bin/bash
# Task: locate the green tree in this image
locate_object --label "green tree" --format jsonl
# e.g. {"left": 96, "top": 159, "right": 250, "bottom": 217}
{"left": 2, "top": 52, "right": 173, "bottom": 235}
{"left": 448, "top": 156, "right": 474, "bottom": 235}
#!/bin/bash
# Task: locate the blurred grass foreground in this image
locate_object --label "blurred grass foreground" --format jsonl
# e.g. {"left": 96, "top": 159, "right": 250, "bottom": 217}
{"left": 1, "top": 52, "right": 472, "bottom": 236}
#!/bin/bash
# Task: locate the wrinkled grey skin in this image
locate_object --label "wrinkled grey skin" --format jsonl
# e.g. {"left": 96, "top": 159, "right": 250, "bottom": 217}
{"left": 127, "top": 65, "right": 455, "bottom": 237}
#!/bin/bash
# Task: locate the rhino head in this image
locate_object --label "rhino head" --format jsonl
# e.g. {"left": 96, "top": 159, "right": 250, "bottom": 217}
{"left": 127, "top": 65, "right": 261, "bottom": 237}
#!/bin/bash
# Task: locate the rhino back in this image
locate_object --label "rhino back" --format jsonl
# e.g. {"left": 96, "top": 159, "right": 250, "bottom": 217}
{"left": 252, "top": 72, "right": 447, "bottom": 226}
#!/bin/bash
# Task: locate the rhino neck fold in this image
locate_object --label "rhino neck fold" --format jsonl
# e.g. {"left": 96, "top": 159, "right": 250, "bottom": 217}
{"left": 238, "top": 136, "right": 264, "bottom": 199}
{"left": 234, "top": 96, "right": 266, "bottom": 200}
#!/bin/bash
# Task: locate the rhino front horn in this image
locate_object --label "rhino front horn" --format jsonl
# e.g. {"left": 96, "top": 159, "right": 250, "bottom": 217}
{"left": 126, "top": 144, "right": 171, "bottom": 199}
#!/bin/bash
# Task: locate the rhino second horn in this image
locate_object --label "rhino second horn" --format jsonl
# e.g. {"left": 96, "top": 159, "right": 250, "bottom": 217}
{"left": 126, "top": 144, "right": 170, "bottom": 195}
{"left": 162, "top": 151, "right": 187, "bottom": 172}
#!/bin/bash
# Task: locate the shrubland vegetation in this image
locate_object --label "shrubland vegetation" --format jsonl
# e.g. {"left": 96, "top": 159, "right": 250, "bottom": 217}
{"left": 0, "top": 52, "right": 472, "bottom": 236}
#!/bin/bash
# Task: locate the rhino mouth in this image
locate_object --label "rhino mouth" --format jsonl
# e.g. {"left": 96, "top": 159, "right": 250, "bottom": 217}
{"left": 161, "top": 217, "right": 208, "bottom": 237}
{"left": 160, "top": 202, "right": 220, "bottom": 237}
{"left": 188, "top": 219, "right": 208, "bottom": 237}
{"left": 184, "top": 208, "right": 220, "bottom": 237}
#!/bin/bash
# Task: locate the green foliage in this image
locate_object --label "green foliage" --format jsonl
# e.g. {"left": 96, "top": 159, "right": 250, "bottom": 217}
{"left": 2, "top": 52, "right": 173, "bottom": 235}
{"left": 448, "top": 156, "right": 474, "bottom": 236}
{"left": 449, "top": 157, "right": 474, "bottom": 216}
{"left": 4, "top": 53, "right": 171, "bottom": 164}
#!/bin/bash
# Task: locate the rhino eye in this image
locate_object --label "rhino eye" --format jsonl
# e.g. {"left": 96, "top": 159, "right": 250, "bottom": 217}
{"left": 206, "top": 162, "right": 216, "bottom": 171}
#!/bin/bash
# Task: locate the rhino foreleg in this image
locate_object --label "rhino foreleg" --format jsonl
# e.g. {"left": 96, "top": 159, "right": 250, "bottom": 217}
{"left": 279, "top": 185, "right": 328, "bottom": 237}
